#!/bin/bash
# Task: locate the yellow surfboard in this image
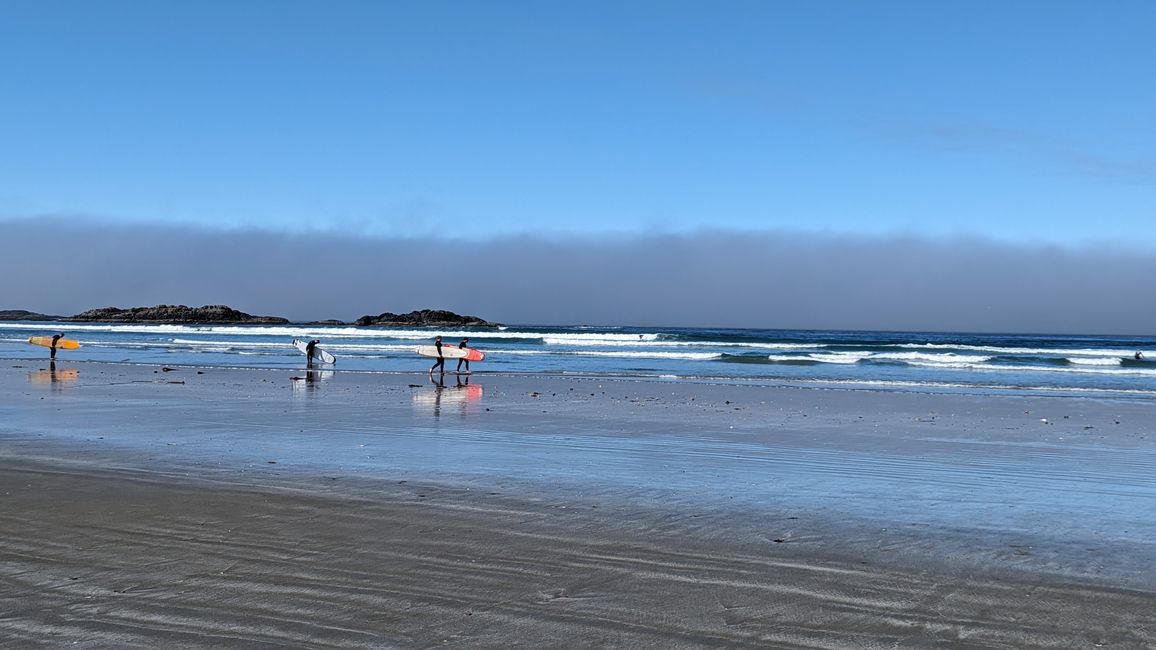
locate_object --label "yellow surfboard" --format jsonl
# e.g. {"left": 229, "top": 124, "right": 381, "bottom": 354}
{"left": 28, "top": 336, "right": 81, "bottom": 350}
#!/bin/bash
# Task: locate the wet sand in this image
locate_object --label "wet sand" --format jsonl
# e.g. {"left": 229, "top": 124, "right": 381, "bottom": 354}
{"left": 2, "top": 361, "right": 1155, "bottom": 647}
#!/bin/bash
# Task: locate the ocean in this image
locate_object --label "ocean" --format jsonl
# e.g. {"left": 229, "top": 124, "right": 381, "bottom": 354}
{"left": 3, "top": 321, "right": 1155, "bottom": 398}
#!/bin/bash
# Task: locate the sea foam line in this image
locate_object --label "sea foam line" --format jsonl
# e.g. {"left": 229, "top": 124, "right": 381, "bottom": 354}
{"left": 909, "top": 342, "right": 1147, "bottom": 357}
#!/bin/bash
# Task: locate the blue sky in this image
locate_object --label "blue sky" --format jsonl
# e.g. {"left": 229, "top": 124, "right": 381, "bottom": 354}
{"left": 3, "top": 1, "right": 1153, "bottom": 244}
{"left": 3, "top": 2, "right": 1156, "bottom": 331}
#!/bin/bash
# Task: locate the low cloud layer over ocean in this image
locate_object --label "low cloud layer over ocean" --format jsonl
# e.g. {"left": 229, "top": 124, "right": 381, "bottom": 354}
{"left": 3, "top": 217, "right": 1153, "bottom": 334}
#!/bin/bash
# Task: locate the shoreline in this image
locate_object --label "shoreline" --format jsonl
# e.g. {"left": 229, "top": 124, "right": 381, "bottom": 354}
{"left": 11, "top": 353, "right": 1156, "bottom": 403}
{"left": 5, "top": 320, "right": 1156, "bottom": 399}
{"left": 3, "top": 361, "right": 1155, "bottom": 646}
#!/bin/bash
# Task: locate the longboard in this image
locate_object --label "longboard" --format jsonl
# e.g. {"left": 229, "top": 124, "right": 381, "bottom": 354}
{"left": 28, "top": 336, "right": 81, "bottom": 350}
{"left": 415, "top": 345, "right": 485, "bottom": 362}
{"left": 293, "top": 339, "right": 336, "bottom": 364}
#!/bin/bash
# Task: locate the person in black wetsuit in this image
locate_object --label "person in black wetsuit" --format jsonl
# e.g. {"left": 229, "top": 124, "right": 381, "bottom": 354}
{"left": 49, "top": 333, "right": 64, "bottom": 360}
{"left": 305, "top": 339, "right": 319, "bottom": 367}
{"left": 429, "top": 335, "right": 445, "bottom": 375}
{"left": 456, "top": 337, "right": 471, "bottom": 374}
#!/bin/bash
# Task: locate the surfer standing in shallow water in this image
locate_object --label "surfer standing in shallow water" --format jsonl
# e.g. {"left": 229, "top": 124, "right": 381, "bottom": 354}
{"left": 49, "top": 333, "right": 64, "bottom": 360}
{"left": 305, "top": 339, "right": 319, "bottom": 367}
{"left": 429, "top": 335, "right": 445, "bottom": 375}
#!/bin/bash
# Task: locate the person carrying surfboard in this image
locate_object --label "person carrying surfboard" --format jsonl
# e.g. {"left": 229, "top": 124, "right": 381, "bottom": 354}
{"left": 456, "top": 337, "right": 472, "bottom": 374}
{"left": 50, "top": 333, "right": 64, "bottom": 360}
{"left": 305, "top": 339, "right": 319, "bottom": 367}
{"left": 429, "top": 335, "right": 445, "bottom": 375}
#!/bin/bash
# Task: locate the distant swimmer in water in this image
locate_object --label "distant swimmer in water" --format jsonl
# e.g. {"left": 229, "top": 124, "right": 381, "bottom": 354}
{"left": 49, "top": 333, "right": 64, "bottom": 360}
{"left": 1136, "top": 351, "right": 1144, "bottom": 360}
{"left": 456, "top": 337, "right": 471, "bottom": 374}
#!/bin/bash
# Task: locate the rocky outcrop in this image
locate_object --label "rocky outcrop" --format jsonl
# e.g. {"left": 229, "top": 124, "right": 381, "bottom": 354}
{"left": 9, "top": 304, "right": 496, "bottom": 326}
{"left": 0, "top": 310, "right": 60, "bottom": 321}
{"left": 67, "top": 305, "right": 289, "bottom": 324}
{"left": 355, "top": 309, "right": 500, "bottom": 328}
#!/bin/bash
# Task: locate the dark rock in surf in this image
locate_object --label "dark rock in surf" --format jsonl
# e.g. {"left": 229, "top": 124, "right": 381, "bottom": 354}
{"left": 355, "top": 309, "right": 500, "bottom": 328}
{"left": 67, "top": 304, "right": 289, "bottom": 324}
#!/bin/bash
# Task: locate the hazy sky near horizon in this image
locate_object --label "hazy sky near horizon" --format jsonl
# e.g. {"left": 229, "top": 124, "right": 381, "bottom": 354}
{"left": 2, "top": 2, "right": 1155, "bottom": 332}
{"left": 4, "top": 217, "right": 1155, "bottom": 335}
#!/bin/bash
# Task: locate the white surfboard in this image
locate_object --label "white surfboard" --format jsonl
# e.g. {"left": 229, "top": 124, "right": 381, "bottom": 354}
{"left": 415, "top": 345, "right": 485, "bottom": 361}
{"left": 293, "top": 339, "right": 336, "bottom": 364}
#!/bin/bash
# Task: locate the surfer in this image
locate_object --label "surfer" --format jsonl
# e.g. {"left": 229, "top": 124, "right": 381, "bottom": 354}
{"left": 1136, "top": 351, "right": 1145, "bottom": 360}
{"left": 429, "top": 335, "right": 445, "bottom": 375}
{"left": 305, "top": 339, "right": 320, "bottom": 367}
{"left": 456, "top": 337, "right": 471, "bottom": 374}
{"left": 49, "top": 333, "right": 64, "bottom": 360}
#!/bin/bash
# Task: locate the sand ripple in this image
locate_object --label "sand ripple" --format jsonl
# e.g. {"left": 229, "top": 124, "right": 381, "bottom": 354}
{"left": 2, "top": 463, "right": 1154, "bottom": 649}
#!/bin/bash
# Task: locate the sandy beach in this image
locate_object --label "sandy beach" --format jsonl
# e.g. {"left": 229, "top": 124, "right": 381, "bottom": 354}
{"left": 2, "top": 360, "right": 1155, "bottom": 648}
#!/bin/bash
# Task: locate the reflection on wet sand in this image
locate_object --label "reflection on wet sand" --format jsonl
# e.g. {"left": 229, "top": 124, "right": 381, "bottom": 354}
{"left": 28, "top": 362, "right": 79, "bottom": 386}
{"left": 291, "top": 368, "right": 334, "bottom": 393}
{"left": 413, "top": 374, "right": 483, "bottom": 417}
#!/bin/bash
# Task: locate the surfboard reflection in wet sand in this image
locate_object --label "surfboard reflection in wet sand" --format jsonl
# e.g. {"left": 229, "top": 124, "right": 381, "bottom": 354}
{"left": 414, "top": 375, "right": 483, "bottom": 417}
{"left": 291, "top": 368, "right": 334, "bottom": 393}
{"left": 28, "top": 364, "right": 80, "bottom": 385}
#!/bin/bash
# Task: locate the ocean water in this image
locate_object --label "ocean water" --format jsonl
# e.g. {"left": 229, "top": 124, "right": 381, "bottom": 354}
{"left": 3, "top": 321, "right": 1156, "bottom": 398}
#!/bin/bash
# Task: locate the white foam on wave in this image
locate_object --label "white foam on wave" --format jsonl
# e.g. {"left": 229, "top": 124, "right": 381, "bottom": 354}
{"left": 559, "top": 350, "right": 722, "bottom": 361}
{"left": 540, "top": 333, "right": 662, "bottom": 345}
{"left": 172, "top": 338, "right": 290, "bottom": 349}
{"left": 790, "top": 377, "right": 1156, "bottom": 397}
{"left": 764, "top": 350, "right": 1150, "bottom": 375}
{"left": 2, "top": 323, "right": 199, "bottom": 335}
{"left": 906, "top": 360, "right": 988, "bottom": 369}
{"left": 542, "top": 336, "right": 812, "bottom": 349}
{"left": 972, "top": 363, "right": 1156, "bottom": 377}
{"left": 191, "top": 325, "right": 429, "bottom": 339}
{"left": 1067, "top": 357, "right": 1123, "bottom": 366}
{"left": 767, "top": 355, "right": 827, "bottom": 362}
{"left": 872, "top": 352, "right": 990, "bottom": 365}
{"left": 805, "top": 352, "right": 870, "bottom": 364}
{"left": 316, "top": 328, "right": 665, "bottom": 343}
{"left": 881, "top": 354, "right": 1149, "bottom": 376}
{"left": 1, "top": 323, "right": 671, "bottom": 344}
{"left": 321, "top": 343, "right": 431, "bottom": 353}
{"left": 909, "top": 342, "right": 1140, "bottom": 358}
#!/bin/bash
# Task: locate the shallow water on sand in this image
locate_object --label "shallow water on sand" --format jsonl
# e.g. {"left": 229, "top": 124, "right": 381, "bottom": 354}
{"left": 5, "top": 321, "right": 1156, "bottom": 396}
{"left": 7, "top": 362, "right": 1155, "bottom": 586}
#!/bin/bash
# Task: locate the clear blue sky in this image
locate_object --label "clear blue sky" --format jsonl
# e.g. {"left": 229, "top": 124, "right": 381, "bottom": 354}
{"left": 3, "top": 1, "right": 1154, "bottom": 246}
